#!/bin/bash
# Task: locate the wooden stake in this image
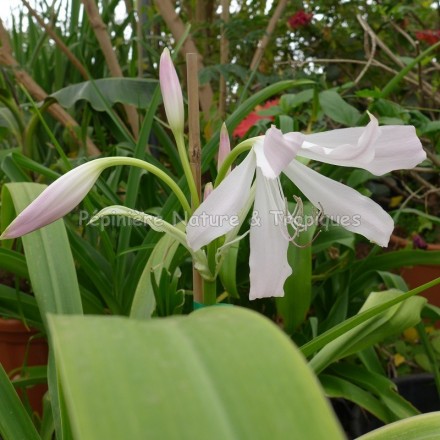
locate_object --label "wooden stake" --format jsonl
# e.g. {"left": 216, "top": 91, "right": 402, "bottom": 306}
{"left": 187, "top": 53, "right": 203, "bottom": 304}
{"left": 219, "top": 0, "right": 230, "bottom": 119}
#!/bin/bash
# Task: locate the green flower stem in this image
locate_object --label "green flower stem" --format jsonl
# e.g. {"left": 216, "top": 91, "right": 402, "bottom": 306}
{"left": 104, "top": 157, "right": 192, "bottom": 215}
{"left": 203, "top": 242, "right": 218, "bottom": 305}
{"left": 175, "top": 134, "right": 200, "bottom": 209}
{"left": 215, "top": 137, "right": 259, "bottom": 187}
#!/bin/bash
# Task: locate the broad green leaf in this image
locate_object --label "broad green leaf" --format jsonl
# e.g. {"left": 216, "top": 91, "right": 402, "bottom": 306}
{"left": 47, "top": 78, "right": 158, "bottom": 111}
{"left": 48, "top": 308, "right": 345, "bottom": 440}
{"left": 319, "top": 90, "right": 361, "bottom": 126}
{"left": 0, "top": 364, "right": 41, "bottom": 440}
{"left": 280, "top": 89, "right": 314, "bottom": 110}
{"left": 309, "top": 290, "right": 426, "bottom": 373}
{"left": 356, "top": 412, "right": 440, "bottom": 440}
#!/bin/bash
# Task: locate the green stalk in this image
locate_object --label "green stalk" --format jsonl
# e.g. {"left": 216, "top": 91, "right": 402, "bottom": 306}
{"left": 104, "top": 157, "right": 192, "bottom": 215}
{"left": 204, "top": 242, "right": 218, "bottom": 305}
{"left": 215, "top": 138, "right": 258, "bottom": 187}
{"left": 176, "top": 134, "right": 200, "bottom": 209}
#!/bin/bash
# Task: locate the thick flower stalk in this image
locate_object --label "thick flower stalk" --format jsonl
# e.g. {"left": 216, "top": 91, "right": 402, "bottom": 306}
{"left": 186, "top": 114, "right": 426, "bottom": 300}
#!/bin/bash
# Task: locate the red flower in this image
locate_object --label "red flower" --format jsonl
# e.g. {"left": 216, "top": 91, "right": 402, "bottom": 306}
{"left": 288, "top": 10, "right": 313, "bottom": 30}
{"left": 415, "top": 30, "right": 440, "bottom": 45}
{"left": 233, "top": 99, "right": 279, "bottom": 138}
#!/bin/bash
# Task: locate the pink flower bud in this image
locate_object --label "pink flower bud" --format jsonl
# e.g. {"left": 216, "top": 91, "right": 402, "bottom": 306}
{"left": 218, "top": 123, "right": 231, "bottom": 174}
{"left": 159, "top": 48, "right": 184, "bottom": 136}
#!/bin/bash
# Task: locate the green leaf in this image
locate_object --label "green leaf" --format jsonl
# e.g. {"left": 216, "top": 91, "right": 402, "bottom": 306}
{"left": 280, "top": 89, "right": 314, "bottom": 110}
{"left": 321, "top": 374, "right": 392, "bottom": 423}
{"left": 277, "top": 202, "right": 317, "bottom": 333}
{"left": 356, "top": 412, "right": 440, "bottom": 440}
{"left": 309, "top": 290, "right": 426, "bottom": 373}
{"left": 130, "top": 226, "right": 183, "bottom": 319}
{"left": 3, "top": 182, "right": 83, "bottom": 440}
{"left": 3, "top": 183, "right": 83, "bottom": 323}
{"left": 47, "top": 78, "right": 158, "bottom": 111}
{"left": 319, "top": 90, "right": 361, "bottom": 126}
{"left": 219, "top": 241, "right": 240, "bottom": 299}
{"left": 329, "top": 364, "right": 419, "bottom": 421}
{"left": 312, "top": 225, "right": 355, "bottom": 253}
{"left": 0, "top": 364, "right": 41, "bottom": 440}
{"left": 0, "top": 248, "right": 29, "bottom": 279}
{"left": 301, "top": 278, "right": 440, "bottom": 358}
{"left": 48, "top": 308, "right": 345, "bottom": 439}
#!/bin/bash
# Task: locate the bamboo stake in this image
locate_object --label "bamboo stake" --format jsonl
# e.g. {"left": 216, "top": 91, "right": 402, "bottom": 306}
{"left": 187, "top": 53, "right": 203, "bottom": 304}
{"left": 0, "top": 20, "right": 100, "bottom": 156}
{"left": 250, "top": 0, "right": 288, "bottom": 71}
{"left": 154, "top": 0, "right": 213, "bottom": 118}
{"left": 219, "top": 0, "right": 229, "bottom": 119}
{"left": 82, "top": 0, "right": 139, "bottom": 138}
{"left": 22, "top": 0, "right": 89, "bottom": 80}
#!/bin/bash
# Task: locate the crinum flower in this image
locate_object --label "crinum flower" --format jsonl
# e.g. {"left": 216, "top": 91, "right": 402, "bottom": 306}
{"left": 186, "top": 115, "right": 426, "bottom": 300}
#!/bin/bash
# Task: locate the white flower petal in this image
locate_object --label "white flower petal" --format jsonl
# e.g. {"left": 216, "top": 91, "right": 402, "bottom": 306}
{"left": 296, "top": 114, "right": 379, "bottom": 167}
{"left": 360, "top": 125, "right": 426, "bottom": 175}
{"left": 283, "top": 160, "right": 394, "bottom": 247}
{"left": 297, "top": 115, "right": 425, "bottom": 175}
{"left": 1, "top": 160, "right": 107, "bottom": 239}
{"left": 186, "top": 152, "right": 256, "bottom": 251}
{"left": 256, "top": 126, "right": 303, "bottom": 179}
{"left": 249, "top": 169, "right": 292, "bottom": 299}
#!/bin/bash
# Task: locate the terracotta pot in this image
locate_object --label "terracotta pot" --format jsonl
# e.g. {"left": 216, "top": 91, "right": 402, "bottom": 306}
{"left": 400, "top": 265, "right": 440, "bottom": 307}
{"left": 0, "top": 318, "right": 48, "bottom": 416}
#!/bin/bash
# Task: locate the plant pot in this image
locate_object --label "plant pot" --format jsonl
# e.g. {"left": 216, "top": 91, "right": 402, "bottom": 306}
{"left": 401, "top": 264, "right": 440, "bottom": 308}
{"left": 0, "top": 318, "right": 48, "bottom": 416}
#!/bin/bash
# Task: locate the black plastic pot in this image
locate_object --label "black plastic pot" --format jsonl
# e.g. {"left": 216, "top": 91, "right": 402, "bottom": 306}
{"left": 333, "top": 373, "right": 440, "bottom": 439}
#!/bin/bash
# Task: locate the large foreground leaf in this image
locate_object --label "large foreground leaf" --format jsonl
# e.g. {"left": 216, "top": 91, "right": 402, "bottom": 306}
{"left": 48, "top": 307, "right": 345, "bottom": 440}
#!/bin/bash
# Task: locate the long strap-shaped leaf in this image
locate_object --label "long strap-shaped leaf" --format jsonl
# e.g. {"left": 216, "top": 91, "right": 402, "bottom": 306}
{"left": 3, "top": 183, "right": 83, "bottom": 322}
{"left": 0, "top": 365, "right": 41, "bottom": 440}
{"left": 3, "top": 182, "right": 84, "bottom": 440}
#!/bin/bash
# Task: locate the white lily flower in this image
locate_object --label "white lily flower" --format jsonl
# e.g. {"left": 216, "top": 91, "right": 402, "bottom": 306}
{"left": 186, "top": 114, "right": 426, "bottom": 300}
